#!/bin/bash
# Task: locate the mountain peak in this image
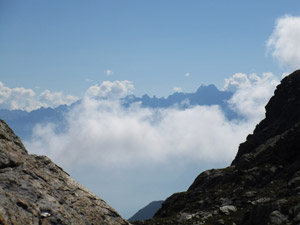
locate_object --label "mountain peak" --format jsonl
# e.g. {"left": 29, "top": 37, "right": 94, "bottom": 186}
{"left": 195, "top": 84, "right": 218, "bottom": 93}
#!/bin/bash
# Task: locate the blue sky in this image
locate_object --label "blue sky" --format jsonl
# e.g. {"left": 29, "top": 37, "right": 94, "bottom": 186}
{"left": 1, "top": 0, "right": 299, "bottom": 98}
{"left": 2, "top": 0, "right": 300, "bottom": 219}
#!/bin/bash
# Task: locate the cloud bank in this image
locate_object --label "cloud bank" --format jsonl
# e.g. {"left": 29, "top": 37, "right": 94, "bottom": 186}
{"left": 0, "top": 82, "right": 79, "bottom": 111}
{"left": 267, "top": 15, "right": 300, "bottom": 69}
{"left": 24, "top": 73, "right": 279, "bottom": 218}
{"left": 224, "top": 72, "right": 279, "bottom": 120}
{"left": 26, "top": 73, "right": 279, "bottom": 169}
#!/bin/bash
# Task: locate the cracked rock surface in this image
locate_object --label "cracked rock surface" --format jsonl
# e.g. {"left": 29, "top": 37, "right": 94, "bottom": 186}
{"left": 0, "top": 120, "right": 129, "bottom": 225}
{"left": 133, "top": 71, "right": 300, "bottom": 225}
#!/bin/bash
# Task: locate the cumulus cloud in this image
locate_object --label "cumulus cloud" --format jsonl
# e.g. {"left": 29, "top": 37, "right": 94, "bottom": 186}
{"left": 267, "top": 15, "right": 300, "bottom": 69}
{"left": 0, "top": 82, "right": 41, "bottom": 111}
{"left": 39, "top": 90, "right": 79, "bottom": 108}
{"left": 224, "top": 73, "right": 251, "bottom": 92}
{"left": 0, "top": 82, "right": 79, "bottom": 111}
{"left": 225, "top": 72, "right": 279, "bottom": 120}
{"left": 86, "top": 80, "right": 134, "bottom": 99}
{"left": 26, "top": 73, "right": 278, "bottom": 169}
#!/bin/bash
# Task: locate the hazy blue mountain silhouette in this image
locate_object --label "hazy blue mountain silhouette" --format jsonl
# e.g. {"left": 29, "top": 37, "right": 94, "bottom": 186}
{"left": 0, "top": 105, "right": 69, "bottom": 140}
{"left": 123, "top": 84, "right": 232, "bottom": 109}
{"left": 128, "top": 201, "right": 164, "bottom": 221}
{"left": 0, "top": 85, "right": 235, "bottom": 141}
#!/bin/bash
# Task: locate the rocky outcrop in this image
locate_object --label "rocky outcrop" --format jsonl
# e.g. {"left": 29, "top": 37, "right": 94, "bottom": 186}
{"left": 133, "top": 70, "right": 300, "bottom": 225}
{"left": 0, "top": 120, "right": 129, "bottom": 224}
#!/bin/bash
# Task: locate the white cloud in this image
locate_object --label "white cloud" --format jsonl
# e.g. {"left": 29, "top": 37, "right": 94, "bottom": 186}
{"left": 106, "top": 69, "right": 113, "bottom": 76}
{"left": 267, "top": 15, "right": 300, "bottom": 69}
{"left": 39, "top": 90, "right": 79, "bottom": 108}
{"left": 0, "top": 80, "right": 132, "bottom": 111}
{"left": 86, "top": 80, "right": 134, "bottom": 99}
{"left": 224, "top": 73, "right": 251, "bottom": 91}
{"left": 26, "top": 73, "right": 278, "bottom": 169}
{"left": 173, "top": 87, "right": 183, "bottom": 93}
{"left": 185, "top": 72, "right": 191, "bottom": 77}
{"left": 0, "top": 82, "right": 79, "bottom": 111}
{"left": 0, "top": 82, "right": 41, "bottom": 111}
{"left": 225, "top": 72, "right": 279, "bottom": 120}
{"left": 27, "top": 99, "right": 249, "bottom": 169}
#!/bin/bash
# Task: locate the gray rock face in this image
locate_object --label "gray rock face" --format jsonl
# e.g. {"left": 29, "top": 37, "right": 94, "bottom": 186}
{"left": 0, "top": 120, "right": 129, "bottom": 225}
{"left": 133, "top": 70, "right": 300, "bottom": 224}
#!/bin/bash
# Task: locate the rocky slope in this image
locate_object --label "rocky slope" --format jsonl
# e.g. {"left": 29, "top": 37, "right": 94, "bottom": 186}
{"left": 0, "top": 119, "right": 129, "bottom": 224}
{"left": 133, "top": 70, "right": 300, "bottom": 224}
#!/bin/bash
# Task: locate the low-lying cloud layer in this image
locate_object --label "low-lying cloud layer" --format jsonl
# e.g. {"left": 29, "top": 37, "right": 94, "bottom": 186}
{"left": 23, "top": 73, "right": 279, "bottom": 218}
{"left": 26, "top": 73, "right": 279, "bottom": 169}
{"left": 267, "top": 15, "right": 300, "bottom": 69}
{"left": 0, "top": 82, "right": 78, "bottom": 111}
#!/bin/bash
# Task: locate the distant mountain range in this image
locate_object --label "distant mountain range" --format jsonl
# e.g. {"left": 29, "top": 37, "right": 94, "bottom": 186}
{"left": 123, "top": 84, "right": 232, "bottom": 109}
{"left": 0, "top": 105, "right": 69, "bottom": 140}
{"left": 0, "top": 84, "right": 234, "bottom": 141}
{"left": 128, "top": 201, "right": 164, "bottom": 221}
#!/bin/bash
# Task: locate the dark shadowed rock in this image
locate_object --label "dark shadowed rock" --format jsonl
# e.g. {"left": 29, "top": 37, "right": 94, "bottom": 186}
{"left": 132, "top": 70, "right": 300, "bottom": 224}
{"left": 0, "top": 119, "right": 129, "bottom": 225}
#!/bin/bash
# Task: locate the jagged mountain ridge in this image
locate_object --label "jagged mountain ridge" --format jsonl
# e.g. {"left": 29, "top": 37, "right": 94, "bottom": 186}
{"left": 123, "top": 84, "right": 232, "bottom": 109}
{"left": 133, "top": 71, "right": 300, "bottom": 224}
{"left": 0, "top": 119, "right": 129, "bottom": 224}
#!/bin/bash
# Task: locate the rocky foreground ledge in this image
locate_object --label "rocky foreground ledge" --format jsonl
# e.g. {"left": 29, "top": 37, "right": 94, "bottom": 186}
{"left": 133, "top": 70, "right": 300, "bottom": 224}
{"left": 0, "top": 120, "right": 129, "bottom": 224}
